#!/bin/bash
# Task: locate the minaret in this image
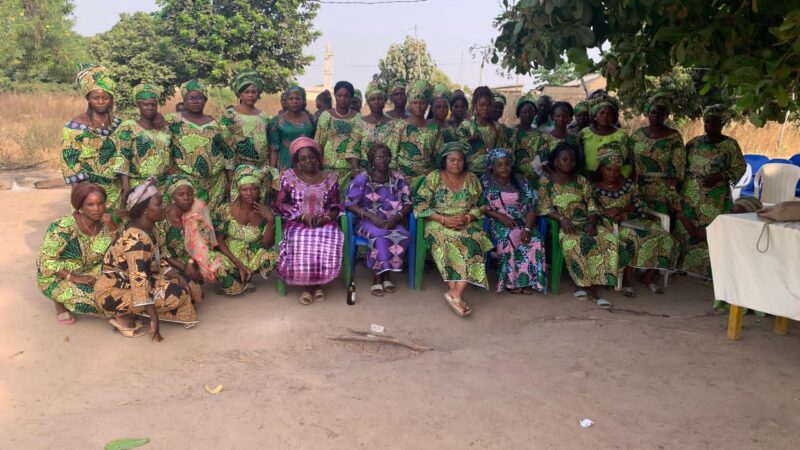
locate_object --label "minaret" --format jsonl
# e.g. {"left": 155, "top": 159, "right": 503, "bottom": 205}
{"left": 323, "top": 43, "right": 333, "bottom": 92}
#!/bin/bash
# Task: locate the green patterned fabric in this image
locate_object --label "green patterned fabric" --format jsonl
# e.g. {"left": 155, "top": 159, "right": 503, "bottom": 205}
{"left": 75, "top": 65, "right": 116, "bottom": 97}
{"left": 114, "top": 119, "right": 172, "bottom": 188}
{"left": 406, "top": 80, "right": 432, "bottom": 103}
{"left": 365, "top": 81, "right": 385, "bottom": 99}
{"left": 230, "top": 69, "right": 265, "bottom": 94}
{"left": 358, "top": 117, "right": 394, "bottom": 166}
{"left": 703, "top": 104, "right": 731, "bottom": 123}
{"left": 456, "top": 118, "right": 510, "bottom": 174}
{"left": 538, "top": 175, "right": 619, "bottom": 287}
{"left": 165, "top": 113, "right": 234, "bottom": 212}
{"left": 427, "top": 121, "right": 459, "bottom": 151}
{"left": 268, "top": 112, "right": 316, "bottom": 171}
{"left": 132, "top": 83, "right": 161, "bottom": 101}
{"left": 180, "top": 79, "right": 208, "bottom": 99}
{"left": 644, "top": 92, "right": 670, "bottom": 113}
{"left": 385, "top": 120, "right": 437, "bottom": 186}
{"left": 314, "top": 110, "right": 363, "bottom": 181}
{"left": 579, "top": 127, "right": 633, "bottom": 177}
{"left": 221, "top": 107, "right": 271, "bottom": 167}
{"left": 432, "top": 83, "right": 451, "bottom": 101}
{"left": 631, "top": 128, "right": 686, "bottom": 213}
{"left": 36, "top": 215, "right": 114, "bottom": 316}
{"left": 414, "top": 171, "right": 492, "bottom": 287}
{"left": 511, "top": 127, "right": 546, "bottom": 184}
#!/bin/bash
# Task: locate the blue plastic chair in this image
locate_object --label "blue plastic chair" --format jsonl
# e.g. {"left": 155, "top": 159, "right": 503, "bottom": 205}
{"left": 790, "top": 154, "right": 800, "bottom": 166}
{"left": 344, "top": 210, "right": 417, "bottom": 290}
{"left": 482, "top": 216, "right": 549, "bottom": 293}
{"left": 741, "top": 154, "right": 770, "bottom": 197}
{"left": 768, "top": 158, "right": 793, "bottom": 164}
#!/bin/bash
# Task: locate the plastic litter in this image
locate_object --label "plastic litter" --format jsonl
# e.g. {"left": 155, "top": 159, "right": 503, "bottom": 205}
{"left": 579, "top": 418, "right": 594, "bottom": 428}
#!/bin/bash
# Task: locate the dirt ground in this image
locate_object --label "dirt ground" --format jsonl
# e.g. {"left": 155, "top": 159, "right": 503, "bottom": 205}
{"left": 1, "top": 188, "right": 799, "bottom": 450}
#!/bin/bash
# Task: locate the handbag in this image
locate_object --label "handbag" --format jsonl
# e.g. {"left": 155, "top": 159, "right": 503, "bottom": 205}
{"left": 755, "top": 201, "right": 800, "bottom": 252}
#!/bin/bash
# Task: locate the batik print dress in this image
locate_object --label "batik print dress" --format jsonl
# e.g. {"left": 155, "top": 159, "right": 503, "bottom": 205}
{"left": 358, "top": 118, "right": 394, "bottom": 166}
{"left": 60, "top": 118, "right": 125, "bottom": 212}
{"left": 537, "top": 133, "right": 580, "bottom": 178}
{"left": 511, "top": 127, "right": 546, "bottom": 184}
{"left": 344, "top": 171, "right": 412, "bottom": 273}
{"left": 165, "top": 113, "right": 235, "bottom": 212}
{"left": 538, "top": 175, "right": 620, "bottom": 288}
{"left": 212, "top": 204, "right": 279, "bottom": 294}
{"left": 95, "top": 227, "right": 199, "bottom": 325}
{"left": 457, "top": 118, "right": 509, "bottom": 175}
{"left": 593, "top": 179, "right": 679, "bottom": 271}
{"left": 221, "top": 107, "right": 271, "bottom": 168}
{"left": 414, "top": 171, "right": 493, "bottom": 287}
{"left": 274, "top": 170, "right": 344, "bottom": 286}
{"left": 480, "top": 174, "right": 546, "bottom": 293}
{"left": 631, "top": 128, "right": 686, "bottom": 213}
{"left": 385, "top": 120, "right": 437, "bottom": 189}
{"left": 427, "top": 121, "right": 458, "bottom": 149}
{"left": 579, "top": 128, "right": 633, "bottom": 177}
{"left": 36, "top": 215, "right": 114, "bottom": 316}
{"left": 268, "top": 113, "right": 316, "bottom": 171}
{"left": 114, "top": 120, "right": 172, "bottom": 189}
{"left": 675, "top": 136, "right": 746, "bottom": 278}
{"left": 314, "top": 111, "right": 363, "bottom": 186}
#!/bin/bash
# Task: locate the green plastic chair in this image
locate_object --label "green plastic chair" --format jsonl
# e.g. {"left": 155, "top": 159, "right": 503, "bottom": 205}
{"left": 547, "top": 217, "right": 565, "bottom": 294}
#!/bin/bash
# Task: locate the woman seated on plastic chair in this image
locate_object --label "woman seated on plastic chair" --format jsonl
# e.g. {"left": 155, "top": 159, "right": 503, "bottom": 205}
{"left": 480, "top": 148, "right": 546, "bottom": 294}
{"left": 414, "top": 141, "right": 493, "bottom": 317}
{"left": 344, "top": 143, "right": 412, "bottom": 297}
{"left": 591, "top": 142, "right": 679, "bottom": 297}
{"left": 538, "top": 142, "right": 619, "bottom": 307}
{"left": 275, "top": 137, "right": 344, "bottom": 305}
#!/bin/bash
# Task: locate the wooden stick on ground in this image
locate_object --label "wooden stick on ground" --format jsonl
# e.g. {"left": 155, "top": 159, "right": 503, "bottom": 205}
{"left": 327, "top": 329, "right": 432, "bottom": 352}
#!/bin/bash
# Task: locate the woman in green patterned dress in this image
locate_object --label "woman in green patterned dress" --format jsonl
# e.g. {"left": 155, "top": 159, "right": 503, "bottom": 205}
{"left": 37, "top": 183, "right": 117, "bottom": 324}
{"left": 165, "top": 79, "right": 235, "bottom": 213}
{"left": 426, "top": 83, "right": 458, "bottom": 148}
{"left": 567, "top": 100, "right": 591, "bottom": 135}
{"left": 60, "top": 65, "right": 126, "bottom": 214}
{"left": 213, "top": 165, "right": 279, "bottom": 294}
{"left": 539, "top": 101, "right": 580, "bottom": 176}
{"left": 579, "top": 100, "right": 633, "bottom": 178}
{"left": 414, "top": 142, "right": 493, "bottom": 317}
{"left": 357, "top": 81, "right": 394, "bottom": 168}
{"left": 269, "top": 86, "right": 316, "bottom": 171}
{"left": 448, "top": 91, "right": 469, "bottom": 129}
{"left": 631, "top": 93, "right": 686, "bottom": 213}
{"left": 592, "top": 143, "right": 679, "bottom": 297}
{"left": 511, "top": 94, "right": 545, "bottom": 184}
{"left": 315, "top": 80, "right": 362, "bottom": 184}
{"left": 116, "top": 83, "right": 172, "bottom": 201}
{"left": 386, "top": 80, "right": 409, "bottom": 120}
{"left": 457, "top": 86, "right": 509, "bottom": 175}
{"left": 221, "top": 70, "right": 271, "bottom": 168}
{"left": 386, "top": 80, "right": 437, "bottom": 188}
{"left": 669, "top": 104, "right": 746, "bottom": 288}
{"left": 538, "top": 142, "right": 619, "bottom": 307}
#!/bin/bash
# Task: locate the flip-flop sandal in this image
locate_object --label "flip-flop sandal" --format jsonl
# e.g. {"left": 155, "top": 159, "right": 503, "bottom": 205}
{"left": 595, "top": 298, "right": 612, "bottom": 308}
{"left": 370, "top": 284, "right": 385, "bottom": 297}
{"left": 109, "top": 318, "right": 146, "bottom": 338}
{"left": 574, "top": 289, "right": 589, "bottom": 298}
{"left": 622, "top": 286, "right": 636, "bottom": 297}
{"left": 56, "top": 311, "right": 75, "bottom": 325}
{"left": 313, "top": 289, "right": 325, "bottom": 302}
{"left": 299, "top": 291, "right": 313, "bottom": 305}
{"left": 444, "top": 293, "right": 467, "bottom": 317}
{"left": 382, "top": 280, "right": 395, "bottom": 293}
{"left": 647, "top": 283, "right": 664, "bottom": 295}
{"left": 245, "top": 283, "right": 257, "bottom": 293}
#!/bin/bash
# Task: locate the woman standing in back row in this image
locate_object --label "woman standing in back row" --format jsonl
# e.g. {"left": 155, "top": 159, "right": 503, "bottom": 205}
{"left": 221, "top": 70, "right": 271, "bottom": 168}
{"left": 269, "top": 86, "right": 316, "bottom": 171}
{"left": 315, "top": 81, "right": 362, "bottom": 185}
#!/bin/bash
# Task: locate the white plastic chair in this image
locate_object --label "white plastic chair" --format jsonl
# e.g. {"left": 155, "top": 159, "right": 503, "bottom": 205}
{"left": 731, "top": 163, "right": 752, "bottom": 201}
{"left": 614, "top": 209, "right": 671, "bottom": 291}
{"left": 754, "top": 163, "right": 800, "bottom": 203}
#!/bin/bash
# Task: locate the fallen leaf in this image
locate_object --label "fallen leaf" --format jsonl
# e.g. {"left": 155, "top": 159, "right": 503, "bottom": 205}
{"left": 205, "top": 384, "right": 223, "bottom": 394}
{"left": 104, "top": 438, "right": 149, "bottom": 450}
{"left": 8, "top": 351, "right": 23, "bottom": 359}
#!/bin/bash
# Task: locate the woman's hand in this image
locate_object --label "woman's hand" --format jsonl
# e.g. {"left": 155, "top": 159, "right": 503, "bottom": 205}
{"left": 184, "top": 261, "right": 203, "bottom": 282}
{"left": 385, "top": 213, "right": 403, "bottom": 230}
{"left": 520, "top": 229, "right": 532, "bottom": 244}
{"left": 558, "top": 216, "right": 576, "bottom": 234}
{"left": 146, "top": 304, "right": 162, "bottom": 342}
{"left": 497, "top": 214, "right": 516, "bottom": 229}
{"left": 586, "top": 223, "right": 598, "bottom": 236}
{"left": 253, "top": 202, "right": 274, "bottom": 222}
{"left": 71, "top": 274, "right": 97, "bottom": 286}
{"left": 153, "top": 112, "right": 167, "bottom": 130}
{"left": 703, "top": 173, "right": 724, "bottom": 188}
{"left": 101, "top": 213, "right": 117, "bottom": 233}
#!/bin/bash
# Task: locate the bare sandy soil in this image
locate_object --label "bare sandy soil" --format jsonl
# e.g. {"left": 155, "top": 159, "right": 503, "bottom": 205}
{"left": 1, "top": 189, "right": 799, "bottom": 450}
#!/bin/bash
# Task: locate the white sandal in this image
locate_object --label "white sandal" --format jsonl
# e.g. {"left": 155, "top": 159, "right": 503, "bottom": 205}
{"left": 595, "top": 298, "right": 612, "bottom": 308}
{"left": 574, "top": 289, "right": 589, "bottom": 298}
{"left": 382, "top": 280, "right": 395, "bottom": 293}
{"left": 370, "top": 284, "right": 385, "bottom": 297}
{"left": 647, "top": 283, "right": 664, "bottom": 295}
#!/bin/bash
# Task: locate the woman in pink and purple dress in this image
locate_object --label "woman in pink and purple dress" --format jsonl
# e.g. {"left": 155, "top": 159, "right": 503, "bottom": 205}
{"left": 274, "top": 137, "right": 344, "bottom": 305}
{"left": 344, "top": 143, "right": 413, "bottom": 297}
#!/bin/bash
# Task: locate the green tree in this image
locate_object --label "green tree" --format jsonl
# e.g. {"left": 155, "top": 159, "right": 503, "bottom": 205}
{"left": 375, "top": 36, "right": 436, "bottom": 87}
{"left": 492, "top": 1, "right": 800, "bottom": 126}
{"left": 619, "top": 66, "right": 705, "bottom": 120}
{"left": 89, "top": 12, "right": 179, "bottom": 111}
{"left": 531, "top": 61, "right": 579, "bottom": 87}
{"left": 157, "top": 0, "right": 319, "bottom": 91}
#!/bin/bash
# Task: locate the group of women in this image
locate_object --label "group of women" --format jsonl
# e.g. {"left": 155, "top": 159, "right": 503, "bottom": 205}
{"left": 38, "top": 64, "right": 754, "bottom": 340}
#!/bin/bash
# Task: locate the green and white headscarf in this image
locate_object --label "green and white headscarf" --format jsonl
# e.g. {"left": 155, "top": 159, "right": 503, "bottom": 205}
{"left": 230, "top": 165, "right": 263, "bottom": 202}
{"left": 703, "top": 104, "right": 731, "bottom": 124}
{"left": 406, "top": 80, "right": 432, "bottom": 103}
{"left": 132, "top": 83, "right": 162, "bottom": 102}
{"left": 231, "top": 69, "right": 265, "bottom": 94}
{"left": 75, "top": 64, "right": 116, "bottom": 97}
{"left": 180, "top": 79, "right": 208, "bottom": 99}
{"left": 365, "top": 81, "right": 385, "bottom": 100}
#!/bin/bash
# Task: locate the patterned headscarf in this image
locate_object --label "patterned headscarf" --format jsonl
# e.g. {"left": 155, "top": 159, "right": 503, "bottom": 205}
{"left": 596, "top": 142, "right": 625, "bottom": 167}
{"left": 432, "top": 83, "right": 452, "bottom": 102}
{"left": 645, "top": 92, "right": 670, "bottom": 114}
{"left": 515, "top": 93, "right": 537, "bottom": 117}
{"left": 493, "top": 92, "right": 507, "bottom": 105}
{"left": 590, "top": 100, "right": 618, "bottom": 116}
{"left": 166, "top": 175, "right": 194, "bottom": 199}
{"left": 180, "top": 79, "right": 208, "bottom": 99}
{"left": 75, "top": 65, "right": 116, "bottom": 97}
{"left": 406, "top": 80, "right": 432, "bottom": 103}
{"left": 437, "top": 141, "right": 470, "bottom": 167}
{"left": 484, "top": 148, "right": 514, "bottom": 170}
{"left": 230, "top": 165, "right": 263, "bottom": 202}
{"left": 132, "top": 83, "right": 162, "bottom": 102}
{"left": 574, "top": 100, "right": 590, "bottom": 115}
{"left": 231, "top": 69, "right": 266, "bottom": 94}
{"left": 703, "top": 104, "right": 731, "bottom": 124}
{"left": 126, "top": 177, "right": 159, "bottom": 211}
{"left": 290, "top": 136, "right": 322, "bottom": 155}
{"left": 353, "top": 88, "right": 363, "bottom": 101}
{"left": 390, "top": 79, "right": 407, "bottom": 94}
{"left": 365, "top": 81, "right": 385, "bottom": 99}
{"left": 733, "top": 196, "right": 763, "bottom": 213}
{"left": 286, "top": 85, "right": 306, "bottom": 100}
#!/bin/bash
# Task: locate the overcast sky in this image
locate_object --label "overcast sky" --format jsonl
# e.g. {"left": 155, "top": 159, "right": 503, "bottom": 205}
{"left": 72, "top": 0, "right": 539, "bottom": 91}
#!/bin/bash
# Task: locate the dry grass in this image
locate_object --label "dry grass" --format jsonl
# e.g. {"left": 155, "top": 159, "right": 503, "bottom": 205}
{"left": 1, "top": 91, "right": 798, "bottom": 169}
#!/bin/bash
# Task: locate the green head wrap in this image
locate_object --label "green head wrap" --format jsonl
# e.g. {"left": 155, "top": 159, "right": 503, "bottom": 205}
{"left": 286, "top": 85, "right": 306, "bottom": 100}
{"left": 132, "top": 83, "right": 162, "bottom": 102}
{"left": 231, "top": 69, "right": 265, "bottom": 95}
{"left": 703, "top": 104, "right": 731, "bottom": 124}
{"left": 597, "top": 142, "right": 625, "bottom": 167}
{"left": 365, "top": 81, "right": 385, "bottom": 100}
{"left": 590, "top": 100, "right": 618, "bottom": 116}
{"left": 180, "top": 79, "right": 208, "bottom": 99}
{"left": 493, "top": 92, "right": 507, "bottom": 105}
{"left": 353, "top": 88, "right": 363, "bottom": 100}
{"left": 390, "top": 79, "right": 408, "bottom": 94}
{"left": 574, "top": 100, "right": 590, "bottom": 115}
{"left": 75, "top": 64, "right": 116, "bottom": 97}
{"left": 231, "top": 165, "right": 263, "bottom": 202}
{"left": 437, "top": 141, "right": 470, "bottom": 167}
{"left": 406, "top": 80, "right": 432, "bottom": 103}
{"left": 432, "top": 83, "right": 452, "bottom": 102}
{"left": 645, "top": 92, "right": 670, "bottom": 114}
{"left": 166, "top": 175, "right": 195, "bottom": 200}
{"left": 515, "top": 94, "right": 537, "bottom": 117}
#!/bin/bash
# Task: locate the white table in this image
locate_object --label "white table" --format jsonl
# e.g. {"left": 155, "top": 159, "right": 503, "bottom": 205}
{"left": 707, "top": 213, "right": 800, "bottom": 339}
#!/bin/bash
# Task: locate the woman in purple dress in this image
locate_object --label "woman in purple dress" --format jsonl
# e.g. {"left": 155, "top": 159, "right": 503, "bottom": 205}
{"left": 345, "top": 143, "right": 413, "bottom": 296}
{"left": 274, "top": 137, "right": 344, "bottom": 305}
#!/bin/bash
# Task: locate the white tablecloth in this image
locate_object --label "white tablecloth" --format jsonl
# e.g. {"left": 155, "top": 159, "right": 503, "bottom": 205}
{"left": 708, "top": 213, "right": 800, "bottom": 320}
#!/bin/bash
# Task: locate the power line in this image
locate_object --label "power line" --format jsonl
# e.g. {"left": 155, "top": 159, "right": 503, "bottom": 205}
{"left": 313, "top": 0, "right": 429, "bottom": 4}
